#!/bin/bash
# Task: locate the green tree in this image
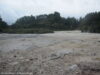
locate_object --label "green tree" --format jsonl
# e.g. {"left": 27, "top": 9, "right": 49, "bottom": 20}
{"left": 80, "top": 12, "right": 100, "bottom": 33}
{"left": 0, "top": 17, "right": 8, "bottom": 32}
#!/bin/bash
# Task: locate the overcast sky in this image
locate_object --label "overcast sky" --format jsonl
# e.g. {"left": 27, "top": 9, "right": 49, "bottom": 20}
{"left": 0, "top": 0, "right": 100, "bottom": 24}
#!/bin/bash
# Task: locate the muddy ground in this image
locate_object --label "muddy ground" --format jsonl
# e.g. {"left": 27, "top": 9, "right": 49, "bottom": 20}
{"left": 0, "top": 31, "right": 100, "bottom": 75}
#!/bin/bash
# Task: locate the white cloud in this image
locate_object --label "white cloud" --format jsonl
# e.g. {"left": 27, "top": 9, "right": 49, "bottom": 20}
{"left": 0, "top": 0, "right": 100, "bottom": 24}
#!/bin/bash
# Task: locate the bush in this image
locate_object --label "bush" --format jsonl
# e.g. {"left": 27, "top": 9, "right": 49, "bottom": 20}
{"left": 3, "top": 28, "right": 54, "bottom": 34}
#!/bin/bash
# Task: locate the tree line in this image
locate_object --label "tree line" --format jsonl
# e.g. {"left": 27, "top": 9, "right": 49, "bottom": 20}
{"left": 0, "top": 11, "right": 100, "bottom": 33}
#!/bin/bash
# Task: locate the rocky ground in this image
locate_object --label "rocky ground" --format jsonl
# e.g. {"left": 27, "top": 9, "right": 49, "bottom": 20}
{"left": 0, "top": 31, "right": 100, "bottom": 75}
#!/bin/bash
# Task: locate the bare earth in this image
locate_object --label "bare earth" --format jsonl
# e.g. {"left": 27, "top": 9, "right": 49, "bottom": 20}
{"left": 0, "top": 31, "right": 100, "bottom": 75}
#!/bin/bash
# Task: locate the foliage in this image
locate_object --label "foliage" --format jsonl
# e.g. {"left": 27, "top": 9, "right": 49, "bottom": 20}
{"left": 3, "top": 28, "right": 54, "bottom": 34}
{"left": 0, "top": 17, "right": 8, "bottom": 32}
{"left": 79, "top": 12, "right": 100, "bottom": 33}
{"left": 1, "top": 11, "right": 100, "bottom": 33}
{"left": 12, "top": 12, "right": 79, "bottom": 31}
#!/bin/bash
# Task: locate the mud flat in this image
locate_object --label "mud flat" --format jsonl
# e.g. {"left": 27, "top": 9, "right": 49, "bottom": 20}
{"left": 0, "top": 31, "right": 100, "bottom": 75}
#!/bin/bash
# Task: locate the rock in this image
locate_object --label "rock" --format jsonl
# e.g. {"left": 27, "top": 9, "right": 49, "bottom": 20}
{"left": 50, "top": 49, "right": 73, "bottom": 60}
{"left": 9, "top": 61, "right": 19, "bottom": 65}
{"left": 69, "top": 64, "right": 79, "bottom": 70}
{"left": 65, "top": 64, "right": 81, "bottom": 75}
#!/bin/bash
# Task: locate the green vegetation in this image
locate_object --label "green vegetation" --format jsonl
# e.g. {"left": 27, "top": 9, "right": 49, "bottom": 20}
{"left": 79, "top": 12, "right": 100, "bottom": 33}
{"left": 0, "top": 11, "right": 100, "bottom": 33}
{"left": 0, "top": 17, "right": 8, "bottom": 32}
{"left": 3, "top": 28, "right": 54, "bottom": 34}
{"left": 11, "top": 12, "right": 79, "bottom": 31}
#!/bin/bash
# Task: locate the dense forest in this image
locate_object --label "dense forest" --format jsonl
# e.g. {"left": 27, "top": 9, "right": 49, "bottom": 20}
{"left": 0, "top": 11, "right": 100, "bottom": 33}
